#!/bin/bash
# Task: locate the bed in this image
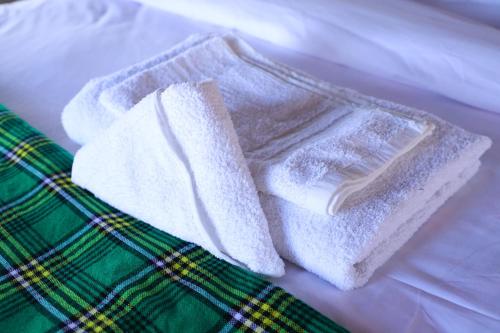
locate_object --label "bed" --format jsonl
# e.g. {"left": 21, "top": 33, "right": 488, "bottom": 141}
{"left": 1, "top": 0, "right": 499, "bottom": 331}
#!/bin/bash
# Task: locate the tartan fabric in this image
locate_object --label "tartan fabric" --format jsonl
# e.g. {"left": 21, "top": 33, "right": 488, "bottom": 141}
{"left": 0, "top": 104, "right": 348, "bottom": 333}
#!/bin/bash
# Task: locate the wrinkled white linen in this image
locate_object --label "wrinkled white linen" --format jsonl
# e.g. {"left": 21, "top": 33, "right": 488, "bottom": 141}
{"left": 1, "top": 0, "right": 499, "bottom": 331}
{"left": 416, "top": 0, "right": 500, "bottom": 28}
{"left": 134, "top": 0, "right": 500, "bottom": 113}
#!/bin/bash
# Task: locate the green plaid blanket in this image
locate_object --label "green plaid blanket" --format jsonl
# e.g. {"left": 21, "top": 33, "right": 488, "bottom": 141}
{"left": 0, "top": 105, "right": 347, "bottom": 333}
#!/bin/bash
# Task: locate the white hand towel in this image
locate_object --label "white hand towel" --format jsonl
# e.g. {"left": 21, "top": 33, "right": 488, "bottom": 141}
{"left": 64, "top": 34, "right": 433, "bottom": 215}
{"left": 250, "top": 107, "right": 434, "bottom": 215}
{"left": 262, "top": 100, "right": 491, "bottom": 290}
{"left": 71, "top": 80, "right": 285, "bottom": 277}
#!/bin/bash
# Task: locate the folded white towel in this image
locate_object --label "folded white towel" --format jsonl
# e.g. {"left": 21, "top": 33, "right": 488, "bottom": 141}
{"left": 64, "top": 34, "right": 433, "bottom": 215}
{"left": 262, "top": 100, "right": 491, "bottom": 290}
{"left": 71, "top": 80, "right": 285, "bottom": 277}
{"left": 65, "top": 34, "right": 492, "bottom": 289}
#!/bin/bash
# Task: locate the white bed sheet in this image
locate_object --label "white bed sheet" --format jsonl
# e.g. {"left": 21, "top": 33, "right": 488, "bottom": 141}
{"left": 133, "top": 0, "right": 500, "bottom": 114}
{"left": 1, "top": 1, "right": 499, "bottom": 332}
{"left": 416, "top": 0, "right": 500, "bottom": 28}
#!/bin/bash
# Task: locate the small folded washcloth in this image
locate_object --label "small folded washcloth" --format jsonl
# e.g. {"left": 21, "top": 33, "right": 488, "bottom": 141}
{"left": 250, "top": 107, "right": 434, "bottom": 215}
{"left": 64, "top": 34, "right": 432, "bottom": 215}
{"left": 71, "top": 80, "right": 285, "bottom": 277}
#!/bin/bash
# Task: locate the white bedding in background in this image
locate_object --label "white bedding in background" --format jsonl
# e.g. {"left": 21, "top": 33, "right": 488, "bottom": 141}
{"left": 1, "top": 0, "right": 499, "bottom": 332}
{"left": 133, "top": 0, "right": 500, "bottom": 114}
{"left": 416, "top": 0, "right": 500, "bottom": 28}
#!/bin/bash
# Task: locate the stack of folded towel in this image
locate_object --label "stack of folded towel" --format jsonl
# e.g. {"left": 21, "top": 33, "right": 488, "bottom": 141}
{"left": 63, "top": 34, "right": 491, "bottom": 290}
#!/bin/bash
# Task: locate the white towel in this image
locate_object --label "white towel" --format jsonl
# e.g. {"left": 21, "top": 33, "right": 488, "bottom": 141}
{"left": 251, "top": 108, "right": 434, "bottom": 215}
{"left": 65, "top": 34, "right": 492, "bottom": 289}
{"left": 63, "top": 34, "right": 433, "bottom": 215}
{"left": 262, "top": 100, "right": 491, "bottom": 290}
{"left": 71, "top": 80, "right": 285, "bottom": 277}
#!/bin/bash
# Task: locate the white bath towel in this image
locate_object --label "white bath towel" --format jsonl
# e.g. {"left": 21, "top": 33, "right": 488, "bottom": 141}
{"left": 262, "top": 99, "right": 491, "bottom": 290}
{"left": 71, "top": 81, "right": 285, "bottom": 277}
{"left": 64, "top": 34, "right": 492, "bottom": 289}
{"left": 63, "top": 34, "right": 433, "bottom": 215}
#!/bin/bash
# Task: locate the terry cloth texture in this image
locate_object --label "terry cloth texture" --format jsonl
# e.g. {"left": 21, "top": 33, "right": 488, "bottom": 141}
{"left": 261, "top": 101, "right": 491, "bottom": 290}
{"left": 72, "top": 81, "right": 285, "bottom": 277}
{"left": 62, "top": 34, "right": 491, "bottom": 289}
{"left": 62, "top": 34, "right": 433, "bottom": 216}
{"left": 0, "top": 104, "right": 347, "bottom": 332}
